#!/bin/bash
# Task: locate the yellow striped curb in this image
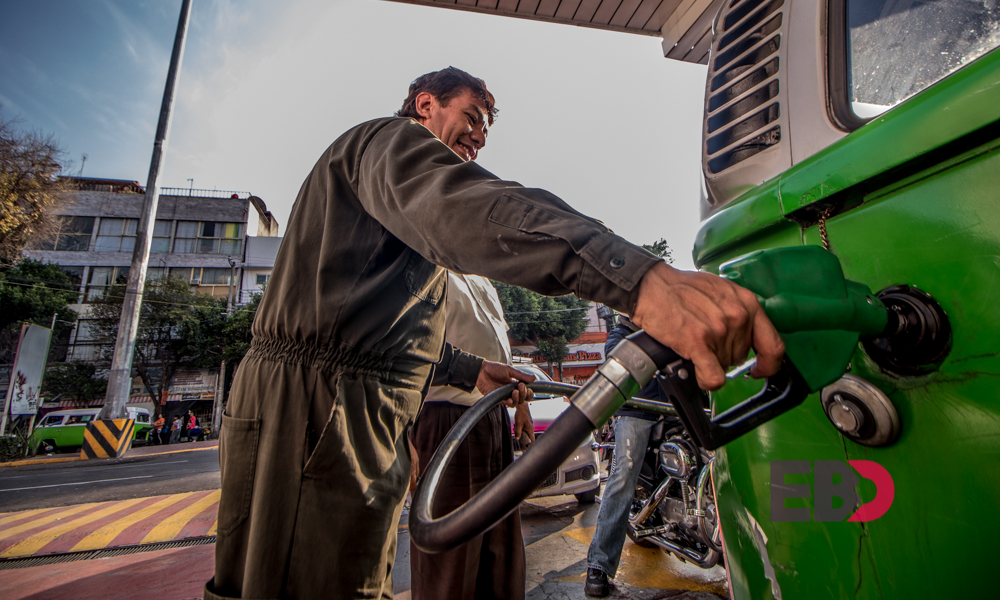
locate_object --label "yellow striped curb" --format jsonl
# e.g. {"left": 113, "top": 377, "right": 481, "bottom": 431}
{"left": 0, "top": 503, "right": 99, "bottom": 541}
{"left": 0, "top": 497, "right": 147, "bottom": 558}
{"left": 140, "top": 490, "right": 221, "bottom": 544}
{"left": 69, "top": 492, "right": 194, "bottom": 552}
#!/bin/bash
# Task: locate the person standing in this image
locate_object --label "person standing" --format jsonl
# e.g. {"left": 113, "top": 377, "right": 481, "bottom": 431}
{"left": 410, "top": 272, "right": 533, "bottom": 600}
{"left": 169, "top": 415, "right": 181, "bottom": 445}
{"left": 207, "top": 67, "right": 784, "bottom": 600}
{"left": 584, "top": 315, "right": 669, "bottom": 597}
{"left": 152, "top": 413, "right": 166, "bottom": 445}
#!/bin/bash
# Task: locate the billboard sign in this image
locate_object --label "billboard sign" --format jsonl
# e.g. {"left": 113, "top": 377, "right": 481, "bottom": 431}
{"left": 6, "top": 324, "right": 53, "bottom": 416}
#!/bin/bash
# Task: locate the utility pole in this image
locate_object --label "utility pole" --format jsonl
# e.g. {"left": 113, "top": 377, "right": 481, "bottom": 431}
{"left": 100, "top": 0, "right": 193, "bottom": 421}
{"left": 212, "top": 256, "right": 238, "bottom": 439}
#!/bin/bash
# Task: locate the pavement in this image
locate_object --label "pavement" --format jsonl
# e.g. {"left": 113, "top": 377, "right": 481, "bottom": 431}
{"left": 0, "top": 441, "right": 728, "bottom": 600}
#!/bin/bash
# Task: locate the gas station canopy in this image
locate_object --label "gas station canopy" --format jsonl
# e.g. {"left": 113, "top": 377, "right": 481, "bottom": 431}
{"left": 384, "top": 0, "right": 721, "bottom": 64}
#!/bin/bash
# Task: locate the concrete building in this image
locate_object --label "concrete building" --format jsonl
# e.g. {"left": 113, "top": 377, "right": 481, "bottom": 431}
{"left": 21, "top": 177, "right": 279, "bottom": 418}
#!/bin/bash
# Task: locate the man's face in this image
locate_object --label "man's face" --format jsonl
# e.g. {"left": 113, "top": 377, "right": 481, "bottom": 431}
{"left": 414, "top": 88, "right": 488, "bottom": 162}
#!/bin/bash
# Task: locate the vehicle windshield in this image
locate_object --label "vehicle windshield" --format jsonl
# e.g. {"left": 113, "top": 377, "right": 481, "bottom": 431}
{"left": 40, "top": 415, "right": 63, "bottom": 427}
{"left": 847, "top": 0, "right": 1000, "bottom": 118}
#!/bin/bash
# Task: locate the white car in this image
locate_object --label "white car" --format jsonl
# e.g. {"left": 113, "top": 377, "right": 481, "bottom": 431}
{"left": 509, "top": 364, "right": 601, "bottom": 503}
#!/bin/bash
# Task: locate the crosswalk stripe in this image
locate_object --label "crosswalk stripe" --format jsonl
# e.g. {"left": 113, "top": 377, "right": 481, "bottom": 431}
{"left": 0, "top": 497, "right": 148, "bottom": 558}
{"left": 0, "top": 506, "right": 59, "bottom": 528}
{"left": 207, "top": 520, "right": 218, "bottom": 536}
{"left": 69, "top": 493, "right": 194, "bottom": 552}
{"left": 0, "top": 503, "right": 98, "bottom": 541}
{"left": 140, "top": 490, "right": 221, "bottom": 544}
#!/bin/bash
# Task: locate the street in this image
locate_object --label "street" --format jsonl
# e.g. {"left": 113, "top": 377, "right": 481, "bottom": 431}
{"left": 0, "top": 444, "right": 220, "bottom": 512}
{"left": 0, "top": 443, "right": 728, "bottom": 600}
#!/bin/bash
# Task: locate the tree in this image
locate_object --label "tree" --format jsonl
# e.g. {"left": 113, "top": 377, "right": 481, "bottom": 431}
{"left": 0, "top": 258, "right": 78, "bottom": 364}
{"left": 88, "top": 276, "right": 226, "bottom": 405}
{"left": 222, "top": 289, "right": 263, "bottom": 366}
{"left": 0, "top": 107, "right": 66, "bottom": 267}
{"left": 42, "top": 361, "right": 108, "bottom": 406}
{"left": 494, "top": 282, "right": 590, "bottom": 378}
{"left": 642, "top": 238, "right": 675, "bottom": 264}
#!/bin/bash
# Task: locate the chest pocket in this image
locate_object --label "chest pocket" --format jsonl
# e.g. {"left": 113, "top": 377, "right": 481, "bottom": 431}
{"left": 404, "top": 252, "right": 446, "bottom": 306}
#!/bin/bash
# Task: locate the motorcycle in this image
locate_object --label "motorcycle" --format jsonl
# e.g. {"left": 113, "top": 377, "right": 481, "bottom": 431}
{"left": 598, "top": 415, "right": 723, "bottom": 569}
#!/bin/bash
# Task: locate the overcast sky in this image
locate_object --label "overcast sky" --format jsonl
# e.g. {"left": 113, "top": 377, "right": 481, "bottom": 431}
{"left": 1, "top": 0, "right": 708, "bottom": 269}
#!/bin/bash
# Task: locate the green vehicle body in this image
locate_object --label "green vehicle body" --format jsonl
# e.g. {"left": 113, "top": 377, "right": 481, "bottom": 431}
{"left": 693, "top": 2, "right": 1000, "bottom": 598}
{"left": 30, "top": 407, "right": 153, "bottom": 454}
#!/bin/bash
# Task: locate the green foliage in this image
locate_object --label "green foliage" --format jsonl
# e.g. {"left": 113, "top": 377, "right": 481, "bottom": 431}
{"left": 222, "top": 290, "right": 262, "bottom": 365}
{"left": 493, "top": 282, "right": 590, "bottom": 375}
{"left": 0, "top": 427, "right": 29, "bottom": 461}
{"left": 0, "top": 107, "right": 65, "bottom": 267}
{"left": 641, "top": 238, "right": 675, "bottom": 264}
{"left": 88, "top": 276, "right": 226, "bottom": 404}
{"left": 42, "top": 361, "right": 108, "bottom": 406}
{"left": 0, "top": 259, "right": 78, "bottom": 331}
{"left": 0, "top": 258, "right": 78, "bottom": 363}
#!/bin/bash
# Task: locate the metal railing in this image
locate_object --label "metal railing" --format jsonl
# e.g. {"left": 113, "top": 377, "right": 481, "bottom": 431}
{"left": 161, "top": 188, "right": 251, "bottom": 199}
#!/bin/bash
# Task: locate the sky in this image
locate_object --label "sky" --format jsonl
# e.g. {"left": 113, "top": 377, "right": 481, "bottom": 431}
{"left": 0, "top": 0, "right": 708, "bottom": 270}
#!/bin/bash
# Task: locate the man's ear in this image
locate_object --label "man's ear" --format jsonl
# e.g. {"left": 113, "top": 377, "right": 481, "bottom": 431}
{"left": 414, "top": 91, "right": 436, "bottom": 120}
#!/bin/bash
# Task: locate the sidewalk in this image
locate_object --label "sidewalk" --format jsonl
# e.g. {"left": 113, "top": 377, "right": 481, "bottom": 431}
{"left": 0, "top": 439, "right": 219, "bottom": 469}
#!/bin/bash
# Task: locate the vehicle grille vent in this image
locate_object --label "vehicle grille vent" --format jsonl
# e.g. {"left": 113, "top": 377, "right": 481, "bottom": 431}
{"left": 705, "top": 0, "right": 785, "bottom": 174}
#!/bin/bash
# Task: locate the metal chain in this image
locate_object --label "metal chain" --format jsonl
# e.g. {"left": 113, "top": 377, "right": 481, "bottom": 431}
{"left": 818, "top": 207, "right": 834, "bottom": 251}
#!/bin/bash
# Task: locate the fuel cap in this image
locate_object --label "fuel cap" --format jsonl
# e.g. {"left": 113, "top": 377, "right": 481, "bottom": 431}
{"left": 821, "top": 375, "right": 900, "bottom": 446}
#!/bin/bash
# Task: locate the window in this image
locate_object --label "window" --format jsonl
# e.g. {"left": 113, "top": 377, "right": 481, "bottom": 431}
{"left": 40, "top": 415, "right": 64, "bottom": 427}
{"left": 173, "top": 221, "right": 199, "bottom": 253}
{"left": 183, "top": 267, "right": 232, "bottom": 286}
{"left": 256, "top": 274, "right": 270, "bottom": 286}
{"left": 32, "top": 216, "right": 95, "bottom": 251}
{"left": 86, "top": 266, "right": 129, "bottom": 301}
{"left": 172, "top": 220, "right": 244, "bottom": 255}
{"left": 151, "top": 220, "right": 172, "bottom": 253}
{"left": 94, "top": 218, "right": 138, "bottom": 253}
{"left": 845, "top": 0, "right": 1000, "bottom": 119}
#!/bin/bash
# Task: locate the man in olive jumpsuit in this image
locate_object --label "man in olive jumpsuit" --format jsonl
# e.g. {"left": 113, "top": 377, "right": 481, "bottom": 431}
{"left": 206, "top": 67, "right": 785, "bottom": 600}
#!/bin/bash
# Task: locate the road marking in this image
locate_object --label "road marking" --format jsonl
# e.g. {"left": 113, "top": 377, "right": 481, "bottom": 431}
{"left": 0, "top": 506, "right": 57, "bottom": 527}
{"left": 44, "top": 459, "right": 189, "bottom": 475}
{"left": 0, "top": 497, "right": 148, "bottom": 558}
{"left": 70, "top": 493, "right": 193, "bottom": 552}
{"left": 140, "top": 490, "right": 221, "bottom": 544}
{"left": 0, "top": 504, "right": 98, "bottom": 541}
{"left": 0, "top": 475, "right": 153, "bottom": 492}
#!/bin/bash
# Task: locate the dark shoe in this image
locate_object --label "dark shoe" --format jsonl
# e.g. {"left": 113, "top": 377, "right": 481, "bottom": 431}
{"left": 585, "top": 567, "right": 610, "bottom": 597}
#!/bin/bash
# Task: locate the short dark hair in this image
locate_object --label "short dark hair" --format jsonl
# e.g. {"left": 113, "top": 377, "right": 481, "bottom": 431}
{"left": 396, "top": 67, "right": 498, "bottom": 126}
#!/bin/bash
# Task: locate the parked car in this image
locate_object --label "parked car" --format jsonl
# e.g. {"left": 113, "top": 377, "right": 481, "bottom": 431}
{"left": 509, "top": 363, "right": 601, "bottom": 503}
{"left": 29, "top": 407, "right": 153, "bottom": 455}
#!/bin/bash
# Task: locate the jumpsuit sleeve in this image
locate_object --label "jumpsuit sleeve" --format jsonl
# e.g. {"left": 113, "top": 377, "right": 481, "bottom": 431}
{"left": 431, "top": 342, "right": 484, "bottom": 392}
{"left": 356, "top": 119, "right": 662, "bottom": 315}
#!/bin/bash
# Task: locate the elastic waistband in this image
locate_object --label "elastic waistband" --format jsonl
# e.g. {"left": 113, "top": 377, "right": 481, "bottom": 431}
{"left": 247, "top": 337, "right": 431, "bottom": 389}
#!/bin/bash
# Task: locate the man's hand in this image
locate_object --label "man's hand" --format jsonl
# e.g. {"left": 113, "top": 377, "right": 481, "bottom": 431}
{"left": 476, "top": 360, "right": 535, "bottom": 407}
{"left": 631, "top": 261, "right": 785, "bottom": 391}
{"left": 513, "top": 402, "right": 535, "bottom": 447}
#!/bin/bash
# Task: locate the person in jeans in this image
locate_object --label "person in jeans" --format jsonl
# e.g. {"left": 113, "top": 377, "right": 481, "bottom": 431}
{"left": 585, "top": 315, "right": 667, "bottom": 597}
{"left": 169, "top": 416, "right": 181, "bottom": 445}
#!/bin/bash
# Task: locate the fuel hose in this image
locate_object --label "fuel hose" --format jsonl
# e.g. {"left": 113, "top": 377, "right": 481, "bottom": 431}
{"left": 409, "top": 332, "right": 677, "bottom": 553}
